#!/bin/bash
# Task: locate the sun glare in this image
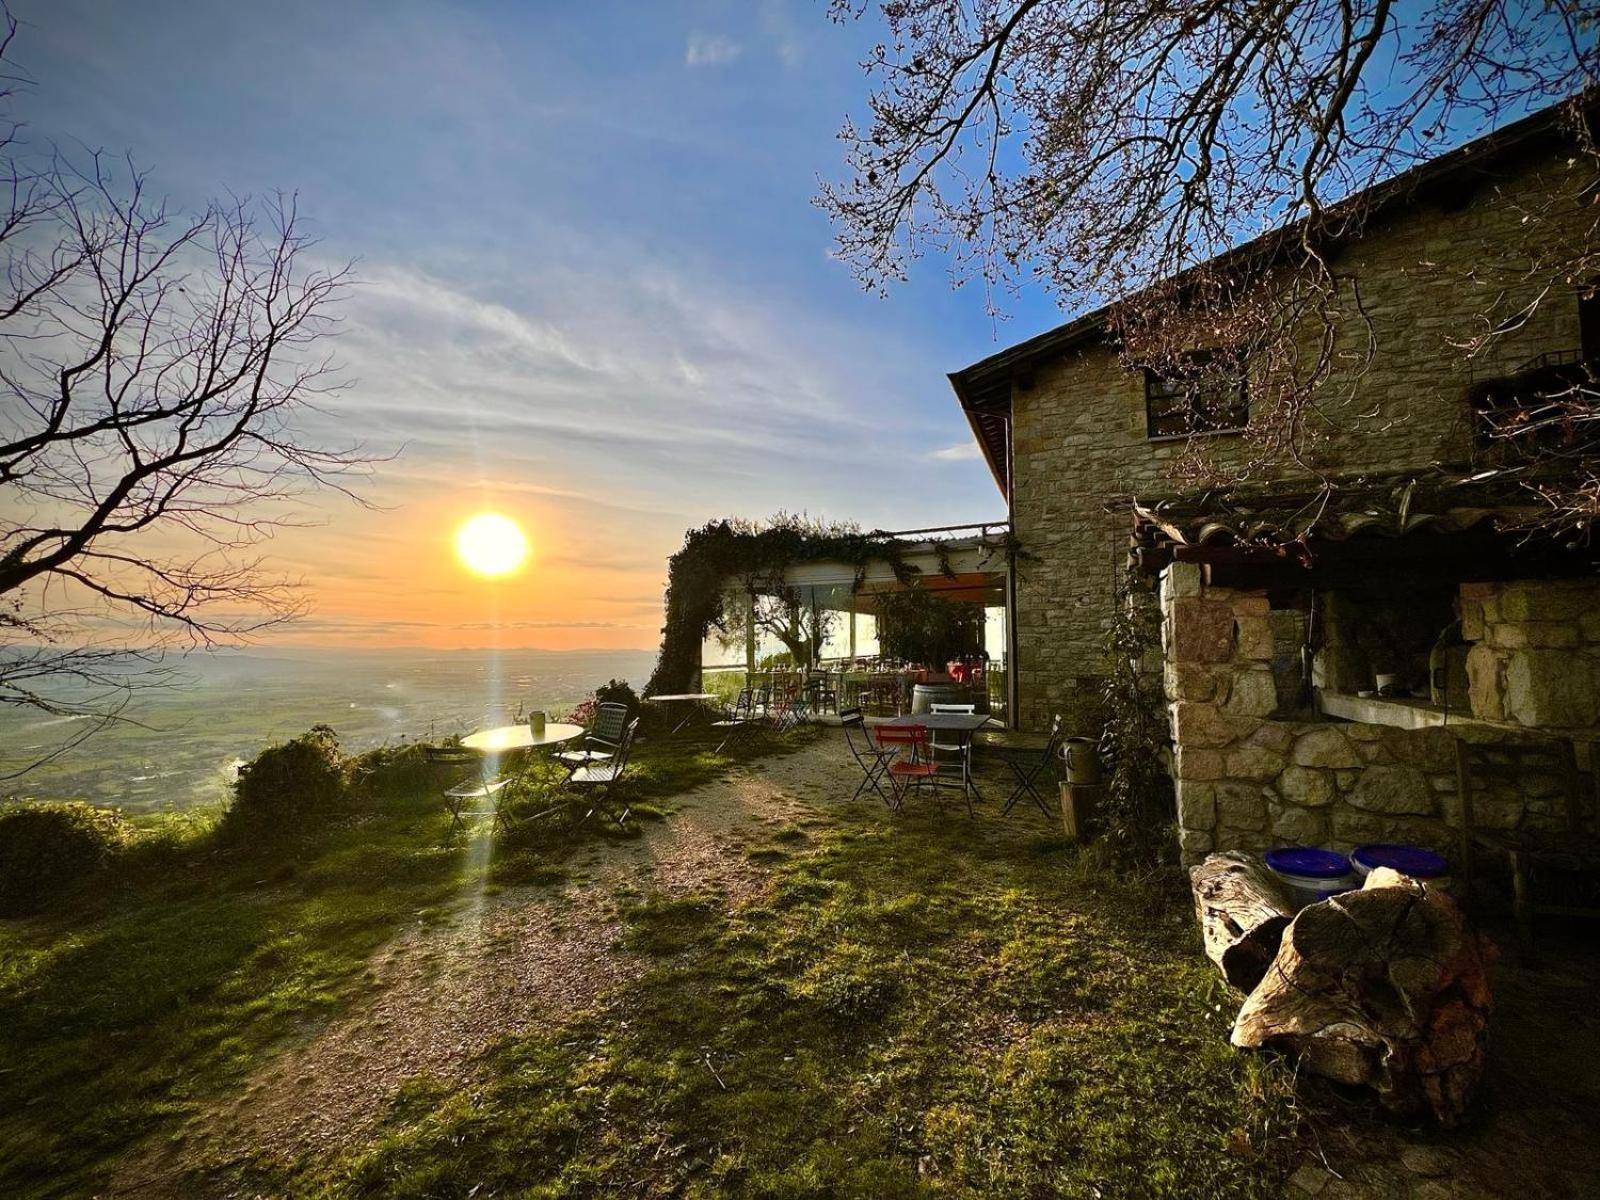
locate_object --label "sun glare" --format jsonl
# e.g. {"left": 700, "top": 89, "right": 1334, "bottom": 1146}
{"left": 455, "top": 512, "right": 529, "bottom": 578}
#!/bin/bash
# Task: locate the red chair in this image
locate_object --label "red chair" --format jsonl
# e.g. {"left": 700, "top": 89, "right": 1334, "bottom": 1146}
{"left": 873, "top": 724, "right": 939, "bottom": 811}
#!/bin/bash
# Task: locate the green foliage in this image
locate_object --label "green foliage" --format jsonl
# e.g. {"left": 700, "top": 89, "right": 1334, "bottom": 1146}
{"left": 873, "top": 581, "right": 984, "bottom": 668}
{"left": 0, "top": 731, "right": 791, "bottom": 1197}
{"left": 346, "top": 742, "right": 434, "bottom": 803}
{"left": 223, "top": 725, "right": 349, "bottom": 840}
{"left": 1099, "top": 578, "right": 1176, "bottom": 862}
{"left": 0, "top": 802, "right": 132, "bottom": 916}
{"left": 646, "top": 513, "right": 927, "bottom": 696}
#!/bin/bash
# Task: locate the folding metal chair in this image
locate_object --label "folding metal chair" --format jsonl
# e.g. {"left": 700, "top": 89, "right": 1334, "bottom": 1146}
{"left": 928, "top": 702, "right": 981, "bottom": 810}
{"left": 712, "top": 687, "right": 762, "bottom": 752}
{"left": 841, "top": 707, "right": 895, "bottom": 807}
{"left": 997, "top": 714, "right": 1064, "bottom": 818}
{"left": 874, "top": 723, "right": 941, "bottom": 812}
{"left": 425, "top": 745, "right": 512, "bottom": 833}
{"left": 562, "top": 717, "right": 640, "bottom": 825}
{"left": 555, "top": 701, "right": 628, "bottom": 770}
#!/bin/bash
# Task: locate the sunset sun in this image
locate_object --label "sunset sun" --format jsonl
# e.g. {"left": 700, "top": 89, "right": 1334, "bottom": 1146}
{"left": 455, "top": 512, "right": 528, "bottom": 578}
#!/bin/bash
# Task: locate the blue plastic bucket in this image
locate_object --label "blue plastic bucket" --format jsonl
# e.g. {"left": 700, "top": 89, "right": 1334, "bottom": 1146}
{"left": 1264, "top": 846, "right": 1358, "bottom": 908}
{"left": 1351, "top": 843, "right": 1451, "bottom": 892}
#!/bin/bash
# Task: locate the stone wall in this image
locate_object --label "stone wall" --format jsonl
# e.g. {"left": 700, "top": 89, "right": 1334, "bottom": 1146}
{"left": 1008, "top": 148, "right": 1590, "bottom": 731}
{"left": 1162, "top": 564, "right": 1576, "bottom": 865}
{"left": 1462, "top": 578, "right": 1600, "bottom": 728}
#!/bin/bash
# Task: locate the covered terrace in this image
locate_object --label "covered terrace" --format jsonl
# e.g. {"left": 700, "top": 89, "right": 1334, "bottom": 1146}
{"left": 698, "top": 522, "right": 1017, "bottom": 724}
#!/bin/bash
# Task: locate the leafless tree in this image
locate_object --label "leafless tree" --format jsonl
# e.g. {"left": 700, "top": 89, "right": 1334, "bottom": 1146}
{"left": 0, "top": 8, "right": 367, "bottom": 775}
{"left": 819, "top": 1, "right": 1600, "bottom": 517}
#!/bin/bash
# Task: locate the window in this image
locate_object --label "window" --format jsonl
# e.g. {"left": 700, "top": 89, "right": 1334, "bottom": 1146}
{"left": 1144, "top": 354, "right": 1249, "bottom": 440}
{"left": 1580, "top": 278, "right": 1600, "bottom": 362}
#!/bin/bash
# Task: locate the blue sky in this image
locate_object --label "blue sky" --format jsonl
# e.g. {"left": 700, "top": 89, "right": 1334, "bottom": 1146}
{"left": 11, "top": 0, "right": 1054, "bottom": 645}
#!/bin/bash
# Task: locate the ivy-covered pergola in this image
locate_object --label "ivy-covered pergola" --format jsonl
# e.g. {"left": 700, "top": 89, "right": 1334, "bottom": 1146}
{"left": 644, "top": 516, "right": 1016, "bottom": 714}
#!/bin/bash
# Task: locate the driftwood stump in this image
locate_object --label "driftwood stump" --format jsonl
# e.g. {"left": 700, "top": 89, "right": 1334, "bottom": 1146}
{"left": 1231, "top": 866, "right": 1494, "bottom": 1125}
{"left": 1190, "top": 852, "right": 1295, "bottom": 992}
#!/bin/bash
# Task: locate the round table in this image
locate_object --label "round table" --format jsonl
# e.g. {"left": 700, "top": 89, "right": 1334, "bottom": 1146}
{"left": 461, "top": 722, "right": 583, "bottom": 753}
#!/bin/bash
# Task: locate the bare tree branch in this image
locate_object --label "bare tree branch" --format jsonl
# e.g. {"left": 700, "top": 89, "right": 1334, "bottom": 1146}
{"left": 0, "top": 7, "right": 375, "bottom": 776}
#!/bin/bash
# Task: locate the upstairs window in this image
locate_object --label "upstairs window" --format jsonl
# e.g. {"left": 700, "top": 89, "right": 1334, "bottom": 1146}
{"left": 1580, "top": 278, "right": 1600, "bottom": 362}
{"left": 1144, "top": 353, "right": 1249, "bottom": 440}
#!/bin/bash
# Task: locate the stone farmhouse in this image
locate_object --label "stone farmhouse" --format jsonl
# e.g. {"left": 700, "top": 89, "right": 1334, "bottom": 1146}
{"left": 949, "top": 98, "right": 1600, "bottom": 862}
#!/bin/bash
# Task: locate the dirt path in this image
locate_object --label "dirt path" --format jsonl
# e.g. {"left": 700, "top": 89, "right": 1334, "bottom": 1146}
{"left": 111, "top": 739, "right": 853, "bottom": 1196}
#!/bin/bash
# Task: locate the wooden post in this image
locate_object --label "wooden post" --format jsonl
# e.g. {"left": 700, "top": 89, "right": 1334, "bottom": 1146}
{"left": 848, "top": 594, "right": 857, "bottom": 661}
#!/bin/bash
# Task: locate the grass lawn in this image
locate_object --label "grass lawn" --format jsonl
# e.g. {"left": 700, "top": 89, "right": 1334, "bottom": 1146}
{"left": 0, "top": 732, "right": 1299, "bottom": 1199}
{"left": 292, "top": 806, "right": 1298, "bottom": 1196}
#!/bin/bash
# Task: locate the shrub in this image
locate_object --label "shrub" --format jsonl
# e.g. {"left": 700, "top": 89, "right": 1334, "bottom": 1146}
{"left": 0, "top": 801, "right": 133, "bottom": 916}
{"left": 224, "top": 724, "right": 348, "bottom": 839}
{"left": 347, "top": 741, "right": 434, "bottom": 804}
{"left": 594, "top": 678, "right": 640, "bottom": 716}
{"left": 569, "top": 679, "right": 641, "bottom": 729}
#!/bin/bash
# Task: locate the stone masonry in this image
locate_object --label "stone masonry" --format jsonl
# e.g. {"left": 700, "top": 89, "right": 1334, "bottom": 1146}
{"left": 1162, "top": 563, "right": 1579, "bottom": 865}
{"left": 1007, "top": 147, "right": 1591, "bottom": 731}
{"left": 1461, "top": 578, "right": 1600, "bottom": 728}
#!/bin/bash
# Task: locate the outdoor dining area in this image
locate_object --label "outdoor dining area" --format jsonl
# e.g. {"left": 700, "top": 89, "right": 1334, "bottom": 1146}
{"left": 683, "top": 668, "right": 1066, "bottom": 821}
{"left": 425, "top": 703, "right": 643, "bottom": 832}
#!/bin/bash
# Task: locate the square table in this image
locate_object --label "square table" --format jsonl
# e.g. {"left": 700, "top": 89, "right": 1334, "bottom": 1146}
{"left": 880, "top": 712, "right": 998, "bottom": 802}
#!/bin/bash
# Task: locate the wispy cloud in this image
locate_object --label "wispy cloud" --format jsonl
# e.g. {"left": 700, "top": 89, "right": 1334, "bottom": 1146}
{"left": 761, "top": 1, "right": 805, "bottom": 68}
{"left": 685, "top": 34, "right": 742, "bottom": 68}
{"left": 931, "top": 441, "right": 982, "bottom": 461}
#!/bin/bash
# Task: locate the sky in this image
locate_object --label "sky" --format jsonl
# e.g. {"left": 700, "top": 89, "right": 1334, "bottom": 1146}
{"left": 8, "top": 0, "right": 1056, "bottom": 652}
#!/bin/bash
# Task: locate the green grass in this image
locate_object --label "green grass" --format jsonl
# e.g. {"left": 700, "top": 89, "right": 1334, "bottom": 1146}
{"left": 0, "top": 726, "right": 802, "bottom": 1200}
{"left": 286, "top": 815, "right": 1298, "bottom": 1199}
{"left": 2, "top": 727, "right": 1299, "bottom": 1198}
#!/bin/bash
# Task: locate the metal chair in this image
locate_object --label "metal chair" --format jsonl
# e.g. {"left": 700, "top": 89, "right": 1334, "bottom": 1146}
{"left": 928, "top": 702, "right": 979, "bottom": 806}
{"left": 874, "top": 724, "right": 941, "bottom": 812}
{"left": 555, "top": 701, "right": 628, "bottom": 770}
{"left": 864, "top": 674, "right": 902, "bottom": 717}
{"left": 563, "top": 717, "right": 640, "bottom": 825}
{"left": 712, "top": 687, "right": 762, "bottom": 752}
{"left": 994, "top": 714, "right": 1064, "bottom": 818}
{"left": 1456, "top": 736, "right": 1600, "bottom": 954}
{"left": 806, "top": 670, "right": 839, "bottom": 716}
{"left": 841, "top": 707, "right": 895, "bottom": 807}
{"left": 425, "top": 744, "right": 511, "bottom": 833}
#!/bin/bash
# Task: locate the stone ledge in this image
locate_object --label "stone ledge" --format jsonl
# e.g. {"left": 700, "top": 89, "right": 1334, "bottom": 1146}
{"left": 1318, "top": 691, "right": 1497, "bottom": 732}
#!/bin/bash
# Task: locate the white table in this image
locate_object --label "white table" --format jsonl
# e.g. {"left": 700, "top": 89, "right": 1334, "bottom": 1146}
{"left": 461, "top": 722, "right": 583, "bottom": 753}
{"left": 647, "top": 693, "right": 719, "bottom": 736}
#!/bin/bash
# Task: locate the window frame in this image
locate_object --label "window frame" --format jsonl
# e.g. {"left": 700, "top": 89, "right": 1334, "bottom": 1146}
{"left": 1143, "top": 354, "right": 1250, "bottom": 442}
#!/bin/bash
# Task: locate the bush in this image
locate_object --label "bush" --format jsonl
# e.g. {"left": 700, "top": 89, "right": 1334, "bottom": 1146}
{"left": 0, "top": 801, "right": 132, "bottom": 916}
{"left": 223, "top": 724, "right": 348, "bottom": 839}
{"left": 569, "top": 679, "right": 641, "bottom": 729}
{"left": 347, "top": 742, "right": 434, "bottom": 804}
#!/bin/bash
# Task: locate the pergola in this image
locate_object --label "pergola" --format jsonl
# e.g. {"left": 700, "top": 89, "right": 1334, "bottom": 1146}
{"left": 706, "top": 522, "right": 1016, "bottom": 717}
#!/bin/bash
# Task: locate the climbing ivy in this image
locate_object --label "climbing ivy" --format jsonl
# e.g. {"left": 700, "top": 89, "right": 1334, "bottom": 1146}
{"left": 1097, "top": 575, "right": 1176, "bottom": 863}
{"left": 644, "top": 514, "right": 1014, "bottom": 697}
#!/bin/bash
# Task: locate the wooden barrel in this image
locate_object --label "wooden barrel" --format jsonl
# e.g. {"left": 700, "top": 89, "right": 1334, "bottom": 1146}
{"left": 911, "top": 682, "right": 966, "bottom": 713}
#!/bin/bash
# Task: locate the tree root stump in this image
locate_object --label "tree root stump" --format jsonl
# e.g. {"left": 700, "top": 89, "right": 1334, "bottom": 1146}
{"left": 1229, "top": 865, "right": 1494, "bottom": 1126}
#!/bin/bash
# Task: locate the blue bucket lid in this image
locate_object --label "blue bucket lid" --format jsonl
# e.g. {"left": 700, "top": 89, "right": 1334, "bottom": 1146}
{"left": 1265, "top": 846, "right": 1353, "bottom": 879}
{"left": 1352, "top": 843, "right": 1448, "bottom": 878}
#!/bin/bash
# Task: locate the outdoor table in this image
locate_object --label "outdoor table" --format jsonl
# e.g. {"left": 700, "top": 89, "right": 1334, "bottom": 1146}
{"left": 461, "top": 722, "right": 584, "bottom": 754}
{"left": 646, "top": 693, "right": 719, "bottom": 736}
{"left": 881, "top": 712, "right": 998, "bottom": 802}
